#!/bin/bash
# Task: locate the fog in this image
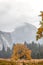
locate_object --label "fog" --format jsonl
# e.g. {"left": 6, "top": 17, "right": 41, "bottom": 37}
{"left": 0, "top": 0, "right": 43, "bottom": 32}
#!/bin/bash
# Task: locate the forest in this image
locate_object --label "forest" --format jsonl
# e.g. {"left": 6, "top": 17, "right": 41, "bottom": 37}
{"left": 0, "top": 41, "right": 43, "bottom": 59}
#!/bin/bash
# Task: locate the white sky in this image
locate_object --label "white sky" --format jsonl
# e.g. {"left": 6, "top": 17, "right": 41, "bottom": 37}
{"left": 0, "top": 0, "right": 43, "bottom": 32}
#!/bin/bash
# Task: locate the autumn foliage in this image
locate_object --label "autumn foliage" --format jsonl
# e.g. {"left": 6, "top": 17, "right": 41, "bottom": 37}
{"left": 36, "top": 27, "right": 43, "bottom": 40}
{"left": 36, "top": 11, "right": 43, "bottom": 40}
{"left": 11, "top": 43, "right": 31, "bottom": 60}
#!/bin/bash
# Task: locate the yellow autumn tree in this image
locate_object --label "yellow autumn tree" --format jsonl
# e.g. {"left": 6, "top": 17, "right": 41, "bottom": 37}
{"left": 11, "top": 43, "right": 31, "bottom": 60}
{"left": 36, "top": 11, "right": 43, "bottom": 40}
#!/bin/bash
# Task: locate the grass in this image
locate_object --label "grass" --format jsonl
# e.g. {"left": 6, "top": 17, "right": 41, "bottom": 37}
{"left": 0, "top": 59, "right": 43, "bottom": 65}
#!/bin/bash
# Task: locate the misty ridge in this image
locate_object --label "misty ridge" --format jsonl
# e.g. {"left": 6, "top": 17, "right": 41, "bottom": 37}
{"left": 0, "top": 23, "right": 43, "bottom": 50}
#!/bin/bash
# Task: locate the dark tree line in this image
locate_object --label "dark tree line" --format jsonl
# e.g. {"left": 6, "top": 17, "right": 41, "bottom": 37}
{"left": 0, "top": 44, "right": 12, "bottom": 58}
{"left": 0, "top": 41, "right": 43, "bottom": 59}
{"left": 24, "top": 41, "right": 43, "bottom": 59}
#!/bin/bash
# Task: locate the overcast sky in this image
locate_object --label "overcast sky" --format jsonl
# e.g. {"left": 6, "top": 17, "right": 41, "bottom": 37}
{"left": 0, "top": 0, "right": 43, "bottom": 32}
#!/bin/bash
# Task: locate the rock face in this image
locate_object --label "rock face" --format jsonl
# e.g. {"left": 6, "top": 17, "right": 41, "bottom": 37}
{"left": 0, "top": 23, "right": 37, "bottom": 50}
{"left": 0, "top": 31, "right": 12, "bottom": 51}
{"left": 11, "top": 43, "right": 31, "bottom": 60}
{"left": 11, "top": 23, "right": 37, "bottom": 43}
{"left": 0, "top": 23, "right": 43, "bottom": 51}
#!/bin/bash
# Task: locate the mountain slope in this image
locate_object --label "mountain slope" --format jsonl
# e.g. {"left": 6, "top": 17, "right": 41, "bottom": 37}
{"left": 0, "top": 23, "right": 43, "bottom": 50}
{"left": 0, "top": 31, "right": 12, "bottom": 51}
{"left": 11, "top": 23, "right": 37, "bottom": 43}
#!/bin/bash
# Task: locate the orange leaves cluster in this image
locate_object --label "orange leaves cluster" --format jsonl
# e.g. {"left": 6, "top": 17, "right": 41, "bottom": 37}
{"left": 11, "top": 44, "right": 31, "bottom": 60}
{"left": 36, "top": 27, "right": 43, "bottom": 40}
